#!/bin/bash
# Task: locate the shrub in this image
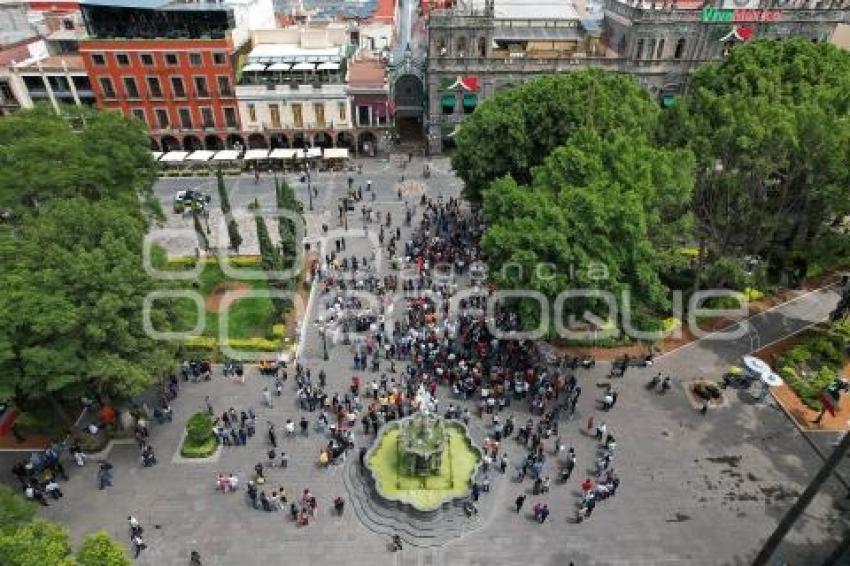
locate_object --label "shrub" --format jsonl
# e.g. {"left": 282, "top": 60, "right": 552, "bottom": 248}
{"left": 180, "top": 436, "right": 218, "bottom": 458}
{"left": 185, "top": 412, "right": 213, "bottom": 445}
{"left": 742, "top": 287, "right": 764, "bottom": 302}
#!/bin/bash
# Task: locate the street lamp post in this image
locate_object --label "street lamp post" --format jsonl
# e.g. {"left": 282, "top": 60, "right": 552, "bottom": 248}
{"left": 303, "top": 146, "right": 313, "bottom": 211}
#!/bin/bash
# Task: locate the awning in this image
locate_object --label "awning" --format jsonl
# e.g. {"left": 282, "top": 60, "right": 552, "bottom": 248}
{"left": 317, "top": 62, "right": 340, "bottom": 71}
{"left": 441, "top": 93, "right": 456, "bottom": 109}
{"left": 266, "top": 63, "right": 291, "bottom": 71}
{"left": 292, "top": 62, "right": 315, "bottom": 71}
{"left": 463, "top": 93, "right": 477, "bottom": 109}
{"left": 306, "top": 147, "right": 322, "bottom": 159}
{"left": 160, "top": 151, "right": 189, "bottom": 162}
{"left": 242, "top": 63, "right": 267, "bottom": 72}
{"left": 186, "top": 150, "right": 215, "bottom": 162}
{"left": 152, "top": 151, "right": 163, "bottom": 161}
{"left": 270, "top": 148, "right": 299, "bottom": 159}
{"left": 212, "top": 150, "right": 240, "bottom": 161}
{"left": 661, "top": 93, "right": 677, "bottom": 108}
{"left": 324, "top": 148, "right": 349, "bottom": 159}
{"left": 243, "top": 149, "right": 270, "bottom": 160}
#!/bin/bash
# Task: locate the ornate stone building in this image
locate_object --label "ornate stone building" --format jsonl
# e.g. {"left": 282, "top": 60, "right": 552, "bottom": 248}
{"left": 426, "top": 0, "right": 850, "bottom": 152}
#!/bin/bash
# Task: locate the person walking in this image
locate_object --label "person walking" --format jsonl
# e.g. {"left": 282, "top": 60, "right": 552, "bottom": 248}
{"left": 190, "top": 550, "right": 202, "bottom": 565}
{"left": 515, "top": 494, "right": 526, "bottom": 513}
{"left": 131, "top": 534, "right": 147, "bottom": 558}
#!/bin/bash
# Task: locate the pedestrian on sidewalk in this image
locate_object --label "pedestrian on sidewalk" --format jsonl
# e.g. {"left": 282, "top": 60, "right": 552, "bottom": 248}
{"left": 515, "top": 494, "right": 526, "bottom": 513}
{"left": 132, "top": 534, "right": 147, "bottom": 558}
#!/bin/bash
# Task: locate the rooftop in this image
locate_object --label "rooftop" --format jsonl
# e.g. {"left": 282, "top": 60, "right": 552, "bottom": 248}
{"left": 247, "top": 42, "right": 344, "bottom": 63}
{"left": 14, "top": 53, "right": 85, "bottom": 70}
{"left": 347, "top": 58, "right": 386, "bottom": 88}
{"left": 79, "top": 0, "right": 230, "bottom": 11}
{"left": 470, "top": 0, "right": 579, "bottom": 19}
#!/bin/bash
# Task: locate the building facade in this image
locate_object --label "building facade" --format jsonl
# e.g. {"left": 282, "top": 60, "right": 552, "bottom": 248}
{"left": 78, "top": 0, "right": 274, "bottom": 151}
{"left": 426, "top": 0, "right": 850, "bottom": 152}
{"left": 235, "top": 27, "right": 355, "bottom": 150}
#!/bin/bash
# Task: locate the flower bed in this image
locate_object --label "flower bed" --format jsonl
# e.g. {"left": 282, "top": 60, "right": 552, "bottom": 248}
{"left": 180, "top": 412, "right": 218, "bottom": 458}
{"left": 775, "top": 322, "right": 849, "bottom": 411}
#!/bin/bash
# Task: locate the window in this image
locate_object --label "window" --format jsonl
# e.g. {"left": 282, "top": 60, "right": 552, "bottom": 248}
{"left": 140, "top": 53, "right": 154, "bottom": 66}
{"left": 478, "top": 36, "right": 486, "bottom": 57}
{"left": 635, "top": 39, "right": 644, "bottom": 60}
{"left": 194, "top": 76, "right": 208, "bottom": 97}
{"left": 91, "top": 53, "right": 105, "bottom": 66}
{"left": 292, "top": 103, "right": 302, "bottom": 128}
{"left": 213, "top": 52, "right": 226, "bottom": 65}
{"left": 223, "top": 107, "right": 237, "bottom": 128}
{"left": 99, "top": 77, "right": 115, "bottom": 98}
{"left": 62, "top": 18, "right": 74, "bottom": 30}
{"left": 201, "top": 107, "right": 214, "bottom": 128}
{"left": 441, "top": 93, "right": 455, "bottom": 115}
{"left": 674, "top": 38, "right": 686, "bottom": 59}
{"left": 338, "top": 102, "right": 346, "bottom": 122}
{"left": 116, "top": 53, "right": 130, "bottom": 66}
{"left": 357, "top": 105, "right": 369, "bottom": 126}
{"left": 131, "top": 108, "right": 146, "bottom": 124}
{"left": 217, "top": 76, "right": 232, "bottom": 96}
{"left": 155, "top": 108, "right": 169, "bottom": 129}
{"left": 179, "top": 108, "right": 192, "bottom": 129}
{"left": 170, "top": 77, "right": 186, "bottom": 98}
{"left": 314, "top": 103, "right": 325, "bottom": 127}
{"left": 456, "top": 37, "right": 467, "bottom": 57}
{"left": 189, "top": 53, "right": 202, "bottom": 66}
{"left": 165, "top": 53, "right": 179, "bottom": 66}
{"left": 656, "top": 38, "right": 665, "bottom": 59}
{"left": 146, "top": 76, "right": 162, "bottom": 98}
{"left": 123, "top": 77, "right": 139, "bottom": 98}
{"left": 247, "top": 103, "right": 256, "bottom": 122}
{"left": 73, "top": 76, "right": 91, "bottom": 91}
{"left": 269, "top": 104, "right": 281, "bottom": 128}
{"left": 48, "top": 76, "right": 70, "bottom": 92}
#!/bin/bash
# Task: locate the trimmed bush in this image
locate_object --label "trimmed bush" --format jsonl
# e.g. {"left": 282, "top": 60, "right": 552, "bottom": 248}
{"left": 185, "top": 412, "right": 213, "bottom": 445}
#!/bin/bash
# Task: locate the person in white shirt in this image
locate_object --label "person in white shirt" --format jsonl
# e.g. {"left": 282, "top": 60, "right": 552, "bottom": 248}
{"left": 228, "top": 473, "right": 239, "bottom": 493}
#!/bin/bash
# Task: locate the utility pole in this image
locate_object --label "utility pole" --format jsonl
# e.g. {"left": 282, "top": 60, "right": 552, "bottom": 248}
{"left": 752, "top": 431, "right": 850, "bottom": 566}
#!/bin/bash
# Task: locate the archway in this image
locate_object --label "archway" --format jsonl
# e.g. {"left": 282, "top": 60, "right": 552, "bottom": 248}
{"left": 293, "top": 132, "right": 307, "bottom": 149}
{"left": 183, "top": 135, "right": 202, "bottom": 151}
{"left": 247, "top": 133, "right": 268, "bottom": 149}
{"left": 226, "top": 134, "right": 245, "bottom": 150}
{"left": 270, "top": 133, "right": 289, "bottom": 149}
{"left": 358, "top": 131, "right": 378, "bottom": 157}
{"left": 161, "top": 135, "right": 181, "bottom": 151}
{"left": 150, "top": 137, "right": 161, "bottom": 151}
{"left": 314, "top": 131, "right": 333, "bottom": 149}
{"left": 336, "top": 132, "right": 353, "bottom": 149}
{"left": 393, "top": 74, "right": 425, "bottom": 141}
{"left": 205, "top": 135, "right": 223, "bottom": 150}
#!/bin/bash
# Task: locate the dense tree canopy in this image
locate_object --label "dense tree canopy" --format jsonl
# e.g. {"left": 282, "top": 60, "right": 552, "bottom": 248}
{"left": 0, "top": 108, "right": 173, "bottom": 410}
{"left": 482, "top": 129, "right": 693, "bottom": 328}
{"left": 659, "top": 39, "right": 850, "bottom": 285}
{"left": 76, "top": 532, "right": 131, "bottom": 566}
{"left": 452, "top": 70, "right": 660, "bottom": 201}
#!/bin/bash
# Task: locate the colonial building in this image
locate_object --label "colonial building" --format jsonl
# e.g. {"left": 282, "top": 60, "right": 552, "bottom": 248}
{"left": 426, "top": 0, "right": 850, "bottom": 152}
{"left": 79, "top": 0, "right": 274, "bottom": 151}
{"left": 6, "top": 53, "right": 95, "bottom": 111}
{"left": 235, "top": 27, "right": 355, "bottom": 150}
{"left": 347, "top": 57, "right": 390, "bottom": 156}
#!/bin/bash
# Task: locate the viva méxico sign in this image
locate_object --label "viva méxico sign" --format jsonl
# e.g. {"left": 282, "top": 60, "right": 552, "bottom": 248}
{"left": 700, "top": 7, "right": 783, "bottom": 22}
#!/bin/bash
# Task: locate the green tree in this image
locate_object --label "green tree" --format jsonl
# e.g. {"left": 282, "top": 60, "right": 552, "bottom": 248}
{"left": 216, "top": 168, "right": 231, "bottom": 215}
{"left": 216, "top": 169, "right": 241, "bottom": 252}
{"left": 0, "top": 519, "right": 75, "bottom": 566}
{"left": 0, "top": 106, "right": 156, "bottom": 214}
{"left": 659, "top": 39, "right": 850, "bottom": 287}
{"left": 0, "top": 485, "right": 35, "bottom": 532}
{"left": 76, "top": 531, "right": 130, "bottom": 566}
{"left": 482, "top": 129, "right": 693, "bottom": 331}
{"left": 0, "top": 198, "right": 177, "bottom": 412}
{"left": 452, "top": 70, "right": 659, "bottom": 201}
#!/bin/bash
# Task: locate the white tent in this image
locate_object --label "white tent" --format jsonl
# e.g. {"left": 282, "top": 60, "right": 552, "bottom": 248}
{"left": 323, "top": 148, "right": 349, "bottom": 159}
{"left": 160, "top": 151, "right": 189, "bottom": 162}
{"left": 270, "top": 148, "right": 299, "bottom": 159}
{"left": 243, "top": 149, "right": 270, "bottom": 160}
{"left": 291, "top": 62, "right": 315, "bottom": 71}
{"left": 212, "top": 150, "right": 240, "bottom": 161}
{"left": 186, "top": 150, "right": 215, "bottom": 162}
{"left": 242, "top": 63, "right": 266, "bottom": 72}
{"left": 266, "top": 63, "right": 291, "bottom": 71}
{"left": 305, "top": 147, "right": 322, "bottom": 159}
{"left": 152, "top": 151, "right": 163, "bottom": 161}
{"left": 317, "top": 62, "right": 340, "bottom": 71}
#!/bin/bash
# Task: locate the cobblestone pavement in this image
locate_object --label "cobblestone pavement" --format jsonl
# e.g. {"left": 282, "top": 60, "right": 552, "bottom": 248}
{"left": 21, "top": 157, "right": 850, "bottom": 565}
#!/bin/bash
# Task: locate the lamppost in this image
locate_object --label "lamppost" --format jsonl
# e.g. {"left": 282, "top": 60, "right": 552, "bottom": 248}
{"left": 303, "top": 146, "right": 313, "bottom": 211}
{"left": 316, "top": 316, "right": 329, "bottom": 361}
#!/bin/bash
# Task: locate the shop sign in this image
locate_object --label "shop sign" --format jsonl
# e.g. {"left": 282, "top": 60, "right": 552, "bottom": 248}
{"left": 700, "top": 7, "right": 783, "bottom": 22}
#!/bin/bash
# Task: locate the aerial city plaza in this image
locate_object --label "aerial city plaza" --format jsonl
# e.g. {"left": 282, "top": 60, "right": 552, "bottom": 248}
{"left": 2, "top": 0, "right": 850, "bottom": 564}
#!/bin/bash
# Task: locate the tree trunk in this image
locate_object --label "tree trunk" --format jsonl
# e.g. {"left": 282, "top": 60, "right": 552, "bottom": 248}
{"left": 47, "top": 393, "right": 74, "bottom": 431}
{"left": 752, "top": 432, "right": 850, "bottom": 566}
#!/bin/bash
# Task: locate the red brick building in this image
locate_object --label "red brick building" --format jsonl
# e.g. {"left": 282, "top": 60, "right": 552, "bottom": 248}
{"left": 78, "top": 0, "right": 274, "bottom": 151}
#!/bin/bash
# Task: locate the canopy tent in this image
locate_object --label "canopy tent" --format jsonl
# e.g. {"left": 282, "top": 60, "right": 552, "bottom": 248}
{"left": 305, "top": 147, "right": 322, "bottom": 159}
{"left": 291, "top": 62, "right": 315, "bottom": 71}
{"left": 441, "top": 93, "right": 456, "bottom": 111}
{"left": 323, "top": 148, "right": 349, "bottom": 159}
{"left": 152, "top": 151, "right": 163, "bottom": 161}
{"left": 212, "top": 150, "right": 240, "bottom": 161}
{"left": 186, "top": 150, "right": 215, "bottom": 162}
{"left": 462, "top": 93, "right": 478, "bottom": 110}
{"left": 242, "top": 63, "right": 267, "bottom": 72}
{"left": 316, "top": 62, "right": 340, "bottom": 71}
{"left": 160, "top": 151, "right": 189, "bottom": 162}
{"left": 243, "top": 149, "right": 270, "bottom": 160}
{"left": 270, "top": 148, "right": 299, "bottom": 160}
{"left": 266, "top": 62, "right": 291, "bottom": 71}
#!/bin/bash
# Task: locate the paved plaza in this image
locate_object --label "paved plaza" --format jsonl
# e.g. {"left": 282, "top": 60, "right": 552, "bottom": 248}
{"left": 13, "top": 157, "right": 850, "bottom": 565}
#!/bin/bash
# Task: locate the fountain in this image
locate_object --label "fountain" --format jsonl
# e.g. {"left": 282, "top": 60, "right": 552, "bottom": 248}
{"left": 365, "top": 411, "right": 482, "bottom": 513}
